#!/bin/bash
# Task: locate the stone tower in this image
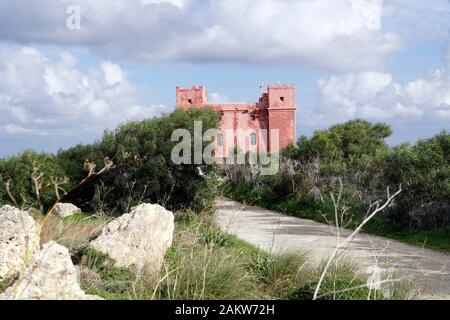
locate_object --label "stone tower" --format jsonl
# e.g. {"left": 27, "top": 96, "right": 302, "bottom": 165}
{"left": 176, "top": 84, "right": 296, "bottom": 156}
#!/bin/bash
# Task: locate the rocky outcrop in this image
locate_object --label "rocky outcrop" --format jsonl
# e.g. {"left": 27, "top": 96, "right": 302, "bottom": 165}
{"left": 0, "top": 205, "right": 40, "bottom": 281}
{"left": 90, "top": 204, "right": 174, "bottom": 275}
{"left": 0, "top": 242, "right": 102, "bottom": 300}
{"left": 54, "top": 203, "right": 81, "bottom": 218}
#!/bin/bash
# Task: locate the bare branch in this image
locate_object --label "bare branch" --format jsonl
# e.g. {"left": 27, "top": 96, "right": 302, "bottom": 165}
{"left": 5, "top": 179, "right": 19, "bottom": 208}
{"left": 313, "top": 185, "right": 402, "bottom": 300}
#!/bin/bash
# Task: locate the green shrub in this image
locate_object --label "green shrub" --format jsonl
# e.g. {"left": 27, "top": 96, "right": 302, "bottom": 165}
{"left": 75, "top": 247, "right": 151, "bottom": 300}
{"left": 0, "top": 150, "right": 68, "bottom": 212}
{"left": 157, "top": 228, "right": 264, "bottom": 300}
{"left": 199, "top": 227, "right": 235, "bottom": 248}
{"left": 223, "top": 122, "right": 449, "bottom": 250}
{"left": 79, "top": 108, "right": 221, "bottom": 214}
{"left": 286, "top": 274, "right": 372, "bottom": 300}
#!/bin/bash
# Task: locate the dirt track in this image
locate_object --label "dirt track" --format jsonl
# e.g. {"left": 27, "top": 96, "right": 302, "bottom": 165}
{"left": 215, "top": 198, "right": 450, "bottom": 299}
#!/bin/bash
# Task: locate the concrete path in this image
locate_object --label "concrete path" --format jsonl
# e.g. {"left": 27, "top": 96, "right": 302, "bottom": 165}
{"left": 214, "top": 198, "right": 450, "bottom": 299}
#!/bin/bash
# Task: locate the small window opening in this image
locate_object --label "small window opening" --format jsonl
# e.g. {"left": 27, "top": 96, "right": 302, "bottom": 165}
{"left": 250, "top": 132, "right": 257, "bottom": 146}
{"left": 280, "top": 97, "right": 285, "bottom": 102}
{"left": 188, "top": 99, "right": 193, "bottom": 104}
{"left": 251, "top": 114, "right": 256, "bottom": 121}
{"left": 217, "top": 133, "right": 224, "bottom": 147}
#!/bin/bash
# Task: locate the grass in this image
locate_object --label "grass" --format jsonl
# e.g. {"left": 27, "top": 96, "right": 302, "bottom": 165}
{"left": 363, "top": 223, "right": 450, "bottom": 253}
{"left": 39, "top": 212, "right": 107, "bottom": 249}
{"left": 33, "top": 208, "right": 413, "bottom": 300}
{"left": 76, "top": 248, "right": 149, "bottom": 300}
{"left": 0, "top": 276, "right": 15, "bottom": 294}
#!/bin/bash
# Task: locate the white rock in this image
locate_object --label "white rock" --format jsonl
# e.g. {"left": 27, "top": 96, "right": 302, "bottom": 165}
{"left": 0, "top": 205, "right": 40, "bottom": 281}
{"left": 90, "top": 203, "right": 174, "bottom": 275}
{"left": 54, "top": 203, "right": 81, "bottom": 218}
{"left": 0, "top": 242, "right": 102, "bottom": 300}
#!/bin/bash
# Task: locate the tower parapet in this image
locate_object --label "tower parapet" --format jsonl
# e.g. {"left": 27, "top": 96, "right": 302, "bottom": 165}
{"left": 176, "top": 85, "right": 208, "bottom": 108}
{"left": 267, "top": 84, "right": 296, "bottom": 110}
{"left": 175, "top": 84, "right": 297, "bottom": 154}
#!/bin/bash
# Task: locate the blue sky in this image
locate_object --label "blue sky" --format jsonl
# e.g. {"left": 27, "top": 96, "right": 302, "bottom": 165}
{"left": 0, "top": 0, "right": 449, "bottom": 156}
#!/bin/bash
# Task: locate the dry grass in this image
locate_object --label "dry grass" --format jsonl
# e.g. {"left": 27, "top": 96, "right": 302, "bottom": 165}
{"left": 34, "top": 210, "right": 414, "bottom": 300}
{"left": 40, "top": 213, "right": 108, "bottom": 250}
{"left": 153, "top": 217, "right": 268, "bottom": 300}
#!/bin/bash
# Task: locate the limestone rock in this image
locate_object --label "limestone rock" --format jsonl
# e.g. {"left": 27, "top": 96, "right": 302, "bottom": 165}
{"left": 0, "top": 242, "right": 102, "bottom": 300}
{"left": 54, "top": 203, "right": 81, "bottom": 218}
{"left": 0, "top": 205, "right": 40, "bottom": 281}
{"left": 90, "top": 203, "right": 174, "bottom": 275}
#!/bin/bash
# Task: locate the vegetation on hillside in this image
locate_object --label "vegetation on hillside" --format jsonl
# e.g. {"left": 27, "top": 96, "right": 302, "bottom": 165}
{"left": 0, "top": 108, "right": 221, "bottom": 216}
{"left": 223, "top": 120, "right": 450, "bottom": 251}
{"left": 34, "top": 211, "right": 413, "bottom": 300}
{"left": 0, "top": 112, "right": 443, "bottom": 299}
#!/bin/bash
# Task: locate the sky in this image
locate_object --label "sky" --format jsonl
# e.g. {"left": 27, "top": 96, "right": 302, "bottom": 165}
{"left": 0, "top": 0, "right": 449, "bottom": 156}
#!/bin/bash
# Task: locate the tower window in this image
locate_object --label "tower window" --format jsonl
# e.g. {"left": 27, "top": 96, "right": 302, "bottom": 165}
{"left": 188, "top": 99, "right": 193, "bottom": 104}
{"left": 217, "top": 133, "right": 224, "bottom": 147}
{"left": 250, "top": 132, "right": 257, "bottom": 146}
{"left": 280, "top": 97, "right": 285, "bottom": 102}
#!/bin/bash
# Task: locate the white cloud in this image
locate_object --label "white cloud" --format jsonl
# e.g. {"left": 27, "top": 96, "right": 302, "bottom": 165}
{"left": 301, "top": 64, "right": 450, "bottom": 134}
{"left": 0, "top": 0, "right": 415, "bottom": 71}
{"left": 140, "top": 0, "right": 185, "bottom": 9}
{"left": 208, "top": 93, "right": 229, "bottom": 104}
{"left": 0, "top": 47, "right": 167, "bottom": 136}
{"left": 382, "top": 0, "right": 449, "bottom": 43}
{"left": 3, "top": 123, "right": 51, "bottom": 136}
{"left": 10, "top": 106, "right": 29, "bottom": 123}
{"left": 101, "top": 61, "right": 125, "bottom": 86}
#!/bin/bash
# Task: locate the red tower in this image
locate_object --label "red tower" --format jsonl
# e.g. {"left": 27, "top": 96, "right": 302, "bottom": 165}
{"left": 176, "top": 86, "right": 208, "bottom": 108}
{"left": 176, "top": 84, "right": 296, "bottom": 156}
{"left": 267, "top": 84, "right": 297, "bottom": 152}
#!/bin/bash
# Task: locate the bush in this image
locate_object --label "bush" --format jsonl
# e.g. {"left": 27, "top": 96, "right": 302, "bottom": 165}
{"left": 2, "top": 108, "right": 221, "bottom": 216}
{"left": 361, "top": 131, "right": 450, "bottom": 229}
{"left": 0, "top": 150, "right": 68, "bottom": 212}
{"left": 76, "top": 108, "right": 221, "bottom": 214}
{"left": 223, "top": 121, "right": 450, "bottom": 250}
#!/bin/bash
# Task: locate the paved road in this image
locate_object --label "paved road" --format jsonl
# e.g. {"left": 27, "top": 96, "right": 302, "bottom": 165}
{"left": 214, "top": 198, "right": 450, "bottom": 299}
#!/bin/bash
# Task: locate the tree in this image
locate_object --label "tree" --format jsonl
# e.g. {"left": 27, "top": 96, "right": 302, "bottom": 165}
{"left": 85, "top": 107, "right": 221, "bottom": 213}
{"left": 0, "top": 151, "right": 68, "bottom": 212}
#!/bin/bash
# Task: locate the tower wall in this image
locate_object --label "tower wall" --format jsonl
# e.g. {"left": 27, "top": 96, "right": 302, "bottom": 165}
{"left": 267, "top": 85, "right": 296, "bottom": 152}
{"left": 176, "top": 86, "right": 208, "bottom": 108}
{"left": 175, "top": 84, "right": 296, "bottom": 156}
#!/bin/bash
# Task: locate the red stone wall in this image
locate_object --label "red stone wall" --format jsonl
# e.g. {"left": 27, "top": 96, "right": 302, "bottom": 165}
{"left": 176, "top": 86, "right": 208, "bottom": 108}
{"left": 176, "top": 85, "right": 296, "bottom": 157}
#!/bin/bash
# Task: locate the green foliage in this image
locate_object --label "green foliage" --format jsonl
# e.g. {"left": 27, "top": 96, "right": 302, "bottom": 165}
{"left": 1, "top": 108, "right": 221, "bottom": 215}
{"left": 361, "top": 130, "right": 450, "bottom": 228}
{"left": 199, "top": 227, "right": 235, "bottom": 247}
{"left": 286, "top": 273, "right": 372, "bottom": 300}
{"left": 62, "top": 212, "right": 90, "bottom": 223}
{"left": 78, "top": 107, "right": 221, "bottom": 214}
{"left": 72, "top": 246, "right": 112, "bottom": 268}
{"left": 157, "top": 223, "right": 264, "bottom": 300}
{"left": 224, "top": 120, "right": 450, "bottom": 251}
{"left": 0, "top": 150, "right": 68, "bottom": 211}
{"left": 292, "top": 120, "right": 392, "bottom": 177}
{"left": 56, "top": 144, "right": 98, "bottom": 211}
{"left": 73, "top": 212, "right": 411, "bottom": 300}
{"left": 0, "top": 276, "right": 15, "bottom": 294}
{"left": 75, "top": 247, "right": 149, "bottom": 300}
{"left": 158, "top": 220, "right": 411, "bottom": 300}
{"left": 249, "top": 251, "right": 312, "bottom": 297}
